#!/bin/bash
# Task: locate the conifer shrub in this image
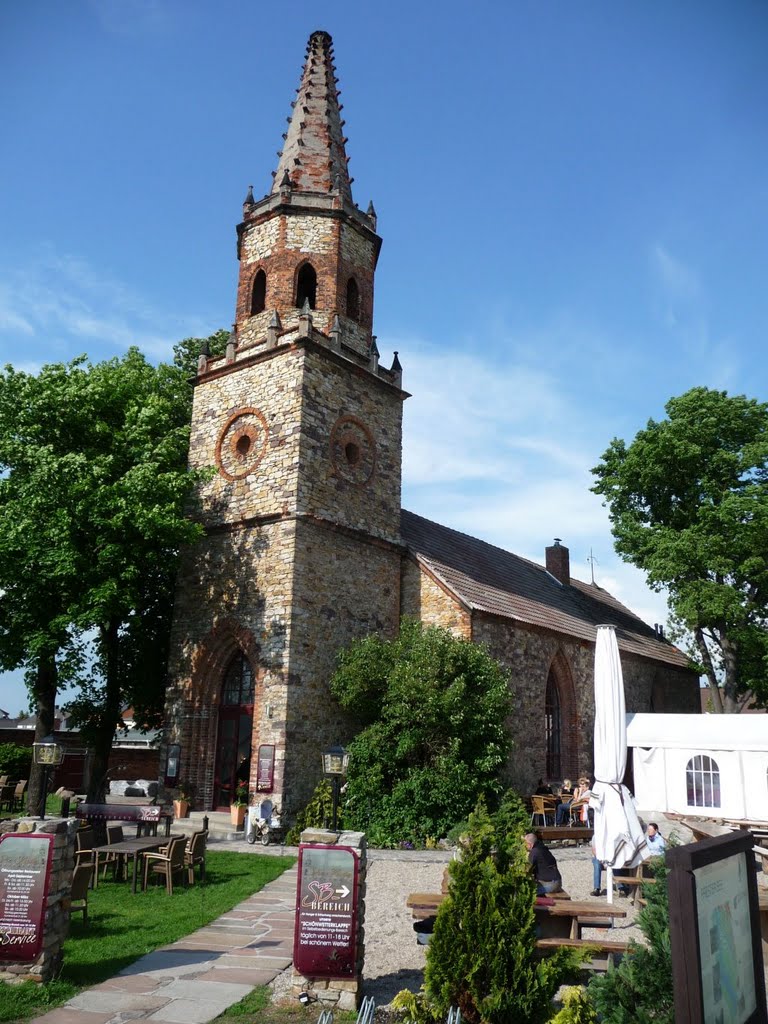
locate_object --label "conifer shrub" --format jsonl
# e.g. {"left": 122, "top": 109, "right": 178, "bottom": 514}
{"left": 587, "top": 854, "right": 674, "bottom": 1023}
{"left": 285, "top": 779, "right": 335, "bottom": 845}
{"left": 393, "top": 798, "right": 588, "bottom": 1024}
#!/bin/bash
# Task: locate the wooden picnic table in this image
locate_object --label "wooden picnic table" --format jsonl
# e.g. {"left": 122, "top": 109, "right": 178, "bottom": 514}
{"left": 535, "top": 896, "right": 627, "bottom": 940}
{"left": 93, "top": 834, "right": 183, "bottom": 894}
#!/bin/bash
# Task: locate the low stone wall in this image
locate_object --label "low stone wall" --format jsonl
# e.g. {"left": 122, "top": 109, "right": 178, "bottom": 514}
{"left": 290, "top": 828, "right": 367, "bottom": 1011}
{"left": 0, "top": 816, "right": 77, "bottom": 984}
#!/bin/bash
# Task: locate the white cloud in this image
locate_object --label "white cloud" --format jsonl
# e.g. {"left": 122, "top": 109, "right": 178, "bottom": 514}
{"left": 652, "top": 244, "right": 701, "bottom": 301}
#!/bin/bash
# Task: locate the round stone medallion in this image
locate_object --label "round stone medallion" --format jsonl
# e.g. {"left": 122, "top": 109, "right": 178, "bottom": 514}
{"left": 330, "top": 415, "right": 376, "bottom": 485}
{"left": 215, "top": 407, "right": 269, "bottom": 480}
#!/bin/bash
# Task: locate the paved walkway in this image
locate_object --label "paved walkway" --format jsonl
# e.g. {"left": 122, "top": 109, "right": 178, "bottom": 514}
{"left": 31, "top": 863, "right": 299, "bottom": 1024}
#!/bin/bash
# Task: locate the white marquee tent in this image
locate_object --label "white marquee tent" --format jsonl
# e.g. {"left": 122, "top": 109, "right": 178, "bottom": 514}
{"left": 627, "top": 712, "right": 768, "bottom": 822}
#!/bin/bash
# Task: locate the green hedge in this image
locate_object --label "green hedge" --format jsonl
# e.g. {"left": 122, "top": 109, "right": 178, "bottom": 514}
{"left": 0, "top": 743, "right": 31, "bottom": 779}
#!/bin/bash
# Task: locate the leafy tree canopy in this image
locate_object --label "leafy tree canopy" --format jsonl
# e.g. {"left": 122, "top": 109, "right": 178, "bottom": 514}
{"left": 0, "top": 348, "right": 206, "bottom": 798}
{"left": 591, "top": 386, "right": 768, "bottom": 712}
{"left": 330, "top": 619, "right": 512, "bottom": 845}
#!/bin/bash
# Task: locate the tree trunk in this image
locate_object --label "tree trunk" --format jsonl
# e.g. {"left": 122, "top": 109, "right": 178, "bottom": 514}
{"left": 27, "top": 654, "right": 58, "bottom": 816}
{"left": 693, "top": 627, "right": 724, "bottom": 713}
{"left": 85, "top": 619, "right": 122, "bottom": 802}
{"left": 720, "top": 632, "right": 740, "bottom": 714}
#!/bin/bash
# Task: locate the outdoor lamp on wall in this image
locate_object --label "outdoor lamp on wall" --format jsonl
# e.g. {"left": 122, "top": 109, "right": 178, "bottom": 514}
{"left": 321, "top": 743, "right": 349, "bottom": 833}
{"left": 32, "top": 735, "right": 65, "bottom": 821}
{"left": 164, "top": 743, "right": 181, "bottom": 787}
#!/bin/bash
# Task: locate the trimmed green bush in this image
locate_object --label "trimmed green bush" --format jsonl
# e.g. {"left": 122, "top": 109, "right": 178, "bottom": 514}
{"left": 285, "top": 779, "right": 335, "bottom": 845}
{"left": 0, "top": 743, "right": 31, "bottom": 780}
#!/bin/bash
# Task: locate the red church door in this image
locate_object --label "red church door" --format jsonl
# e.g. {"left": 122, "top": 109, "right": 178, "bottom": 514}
{"left": 213, "top": 652, "right": 254, "bottom": 810}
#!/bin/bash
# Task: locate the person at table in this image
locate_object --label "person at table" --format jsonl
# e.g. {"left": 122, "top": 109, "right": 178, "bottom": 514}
{"left": 524, "top": 833, "right": 563, "bottom": 895}
{"left": 534, "top": 778, "right": 553, "bottom": 795}
{"left": 646, "top": 821, "right": 666, "bottom": 854}
{"left": 555, "top": 778, "right": 575, "bottom": 825}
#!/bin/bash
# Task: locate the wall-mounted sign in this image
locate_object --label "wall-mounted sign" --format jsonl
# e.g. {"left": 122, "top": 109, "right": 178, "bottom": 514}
{"left": 293, "top": 844, "right": 359, "bottom": 978}
{"left": 257, "top": 744, "right": 275, "bottom": 792}
{"left": 0, "top": 833, "right": 55, "bottom": 962}
{"left": 667, "top": 830, "right": 767, "bottom": 1024}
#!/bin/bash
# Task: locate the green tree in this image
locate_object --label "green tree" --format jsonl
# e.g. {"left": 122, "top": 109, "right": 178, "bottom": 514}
{"left": 172, "top": 328, "right": 229, "bottom": 380}
{"left": 394, "top": 799, "right": 586, "bottom": 1024}
{"left": 588, "top": 856, "right": 673, "bottom": 1023}
{"left": 592, "top": 386, "right": 768, "bottom": 712}
{"left": 330, "top": 620, "right": 512, "bottom": 846}
{"left": 0, "top": 350, "right": 204, "bottom": 800}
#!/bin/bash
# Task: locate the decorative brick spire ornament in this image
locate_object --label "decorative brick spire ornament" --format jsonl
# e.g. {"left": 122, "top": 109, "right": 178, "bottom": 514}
{"left": 272, "top": 30, "right": 353, "bottom": 201}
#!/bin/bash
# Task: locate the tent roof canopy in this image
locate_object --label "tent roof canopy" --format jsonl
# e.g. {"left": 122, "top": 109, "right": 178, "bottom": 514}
{"left": 627, "top": 712, "right": 768, "bottom": 752}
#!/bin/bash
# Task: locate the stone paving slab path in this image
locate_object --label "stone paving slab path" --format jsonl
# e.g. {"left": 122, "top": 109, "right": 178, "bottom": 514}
{"left": 30, "top": 865, "right": 299, "bottom": 1024}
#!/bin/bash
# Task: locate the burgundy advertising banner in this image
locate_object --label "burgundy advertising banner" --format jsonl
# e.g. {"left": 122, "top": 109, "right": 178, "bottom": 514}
{"left": 293, "top": 844, "right": 359, "bottom": 978}
{"left": 0, "top": 833, "right": 55, "bottom": 962}
{"left": 256, "top": 744, "right": 275, "bottom": 792}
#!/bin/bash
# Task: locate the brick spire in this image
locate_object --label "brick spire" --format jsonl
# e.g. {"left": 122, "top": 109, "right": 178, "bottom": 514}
{"left": 272, "top": 31, "right": 352, "bottom": 201}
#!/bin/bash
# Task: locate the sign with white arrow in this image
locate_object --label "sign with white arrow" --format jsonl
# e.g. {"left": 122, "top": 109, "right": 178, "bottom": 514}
{"left": 294, "top": 844, "right": 359, "bottom": 979}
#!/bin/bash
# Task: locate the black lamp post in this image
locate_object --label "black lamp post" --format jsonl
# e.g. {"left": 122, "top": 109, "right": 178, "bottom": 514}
{"left": 32, "top": 735, "right": 65, "bottom": 821}
{"left": 321, "top": 744, "right": 349, "bottom": 833}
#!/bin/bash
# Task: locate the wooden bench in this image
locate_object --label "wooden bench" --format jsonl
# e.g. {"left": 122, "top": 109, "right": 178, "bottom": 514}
{"left": 536, "top": 935, "right": 631, "bottom": 967}
{"left": 536, "top": 826, "right": 593, "bottom": 844}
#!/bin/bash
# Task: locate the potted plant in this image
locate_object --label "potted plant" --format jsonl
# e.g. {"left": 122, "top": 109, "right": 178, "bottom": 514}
{"left": 230, "top": 782, "right": 248, "bottom": 828}
{"left": 173, "top": 782, "right": 193, "bottom": 819}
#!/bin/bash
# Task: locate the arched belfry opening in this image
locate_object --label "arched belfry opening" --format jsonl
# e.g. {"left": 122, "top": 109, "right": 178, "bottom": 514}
{"left": 251, "top": 269, "right": 266, "bottom": 315}
{"left": 213, "top": 650, "right": 254, "bottom": 809}
{"left": 346, "top": 276, "right": 360, "bottom": 321}
{"left": 544, "top": 651, "right": 578, "bottom": 782}
{"left": 295, "top": 263, "right": 317, "bottom": 309}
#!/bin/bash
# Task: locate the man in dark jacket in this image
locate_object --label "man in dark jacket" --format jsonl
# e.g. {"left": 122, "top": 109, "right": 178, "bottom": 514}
{"left": 524, "top": 832, "right": 563, "bottom": 895}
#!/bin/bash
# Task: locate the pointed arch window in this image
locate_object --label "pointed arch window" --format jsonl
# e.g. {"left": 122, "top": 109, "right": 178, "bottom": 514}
{"left": 296, "top": 263, "right": 317, "bottom": 309}
{"left": 545, "top": 669, "right": 561, "bottom": 779}
{"left": 251, "top": 269, "right": 266, "bottom": 315}
{"left": 346, "top": 277, "right": 360, "bottom": 322}
{"left": 221, "top": 651, "right": 254, "bottom": 706}
{"left": 686, "top": 754, "right": 720, "bottom": 808}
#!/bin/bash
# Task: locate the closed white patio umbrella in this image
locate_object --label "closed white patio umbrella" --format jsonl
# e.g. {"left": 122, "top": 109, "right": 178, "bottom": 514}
{"left": 590, "top": 624, "right": 649, "bottom": 903}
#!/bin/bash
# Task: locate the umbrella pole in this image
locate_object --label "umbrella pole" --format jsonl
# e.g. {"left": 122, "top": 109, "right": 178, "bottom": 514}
{"left": 606, "top": 866, "right": 614, "bottom": 904}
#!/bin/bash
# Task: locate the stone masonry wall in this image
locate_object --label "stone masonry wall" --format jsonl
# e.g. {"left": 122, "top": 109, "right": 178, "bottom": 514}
{"left": 0, "top": 817, "right": 77, "bottom": 985}
{"left": 283, "top": 520, "right": 401, "bottom": 813}
{"left": 400, "top": 557, "right": 471, "bottom": 637}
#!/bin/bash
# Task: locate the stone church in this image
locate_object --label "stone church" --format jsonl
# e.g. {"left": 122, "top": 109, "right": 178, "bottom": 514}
{"left": 164, "top": 31, "right": 698, "bottom": 815}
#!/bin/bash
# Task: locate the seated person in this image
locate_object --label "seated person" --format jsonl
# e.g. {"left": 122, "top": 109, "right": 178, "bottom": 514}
{"left": 646, "top": 821, "right": 666, "bottom": 854}
{"left": 571, "top": 776, "right": 594, "bottom": 826}
{"left": 524, "top": 833, "right": 562, "bottom": 895}
{"left": 555, "top": 778, "right": 575, "bottom": 825}
{"left": 534, "top": 778, "right": 553, "bottom": 795}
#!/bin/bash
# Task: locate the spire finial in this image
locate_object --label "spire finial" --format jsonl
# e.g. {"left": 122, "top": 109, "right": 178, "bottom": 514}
{"left": 244, "top": 184, "right": 255, "bottom": 206}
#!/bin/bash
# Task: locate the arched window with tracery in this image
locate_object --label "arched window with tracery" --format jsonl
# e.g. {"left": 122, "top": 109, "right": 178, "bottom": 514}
{"left": 686, "top": 754, "right": 720, "bottom": 808}
{"left": 295, "top": 263, "right": 317, "bottom": 309}
{"left": 545, "top": 669, "right": 562, "bottom": 779}
{"left": 250, "top": 269, "right": 266, "bottom": 315}
{"left": 346, "top": 277, "right": 360, "bottom": 321}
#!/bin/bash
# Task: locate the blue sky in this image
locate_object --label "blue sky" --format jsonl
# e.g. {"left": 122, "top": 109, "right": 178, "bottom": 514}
{"left": 1, "top": 1, "right": 767, "bottom": 713}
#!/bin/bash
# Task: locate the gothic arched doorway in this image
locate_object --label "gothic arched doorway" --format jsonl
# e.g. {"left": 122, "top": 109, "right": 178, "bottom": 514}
{"left": 213, "top": 651, "right": 254, "bottom": 809}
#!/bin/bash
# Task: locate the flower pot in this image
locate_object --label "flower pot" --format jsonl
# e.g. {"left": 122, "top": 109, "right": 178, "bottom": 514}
{"left": 230, "top": 804, "right": 246, "bottom": 828}
{"left": 173, "top": 799, "right": 190, "bottom": 819}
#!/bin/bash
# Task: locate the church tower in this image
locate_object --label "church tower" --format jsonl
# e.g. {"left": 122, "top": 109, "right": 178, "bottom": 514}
{"left": 164, "top": 31, "right": 406, "bottom": 815}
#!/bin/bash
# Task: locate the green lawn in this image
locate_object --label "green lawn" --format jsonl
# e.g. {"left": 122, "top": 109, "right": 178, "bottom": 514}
{"left": 1, "top": 850, "right": 295, "bottom": 1024}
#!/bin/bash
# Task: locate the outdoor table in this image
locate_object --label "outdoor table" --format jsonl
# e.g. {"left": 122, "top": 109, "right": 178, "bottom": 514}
{"left": 534, "top": 896, "right": 627, "bottom": 940}
{"left": 93, "top": 834, "right": 183, "bottom": 894}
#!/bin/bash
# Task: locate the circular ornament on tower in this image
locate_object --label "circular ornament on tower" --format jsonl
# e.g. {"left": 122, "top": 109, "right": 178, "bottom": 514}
{"left": 215, "top": 407, "right": 269, "bottom": 480}
{"left": 330, "top": 415, "right": 376, "bottom": 485}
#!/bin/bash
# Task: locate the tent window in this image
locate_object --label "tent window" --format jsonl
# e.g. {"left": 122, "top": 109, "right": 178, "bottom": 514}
{"left": 686, "top": 754, "right": 720, "bottom": 808}
{"left": 545, "top": 670, "right": 561, "bottom": 779}
{"left": 221, "top": 652, "right": 254, "bottom": 706}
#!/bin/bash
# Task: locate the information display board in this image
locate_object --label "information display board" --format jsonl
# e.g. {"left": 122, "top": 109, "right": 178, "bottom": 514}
{"left": 256, "top": 744, "right": 275, "bottom": 792}
{"left": 293, "top": 844, "right": 359, "bottom": 978}
{"left": 0, "top": 833, "right": 55, "bottom": 962}
{"left": 668, "top": 830, "right": 767, "bottom": 1024}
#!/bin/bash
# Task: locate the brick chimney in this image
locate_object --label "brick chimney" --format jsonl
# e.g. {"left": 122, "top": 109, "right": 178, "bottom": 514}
{"left": 545, "top": 538, "right": 570, "bottom": 585}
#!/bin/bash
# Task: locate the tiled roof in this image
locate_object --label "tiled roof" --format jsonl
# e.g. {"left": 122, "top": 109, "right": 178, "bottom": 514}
{"left": 401, "top": 509, "right": 691, "bottom": 669}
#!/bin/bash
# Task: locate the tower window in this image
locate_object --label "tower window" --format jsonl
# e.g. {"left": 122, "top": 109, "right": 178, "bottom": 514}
{"left": 296, "top": 263, "right": 317, "bottom": 310}
{"left": 346, "top": 277, "right": 360, "bottom": 322}
{"left": 250, "top": 269, "right": 266, "bottom": 315}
